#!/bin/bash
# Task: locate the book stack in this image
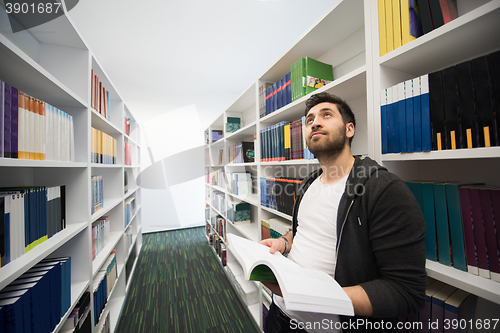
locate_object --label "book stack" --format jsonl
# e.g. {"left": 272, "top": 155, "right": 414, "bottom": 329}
{"left": 210, "top": 169, "right": 225, "bottom": 188}
{"left": 382, "top": 50, "right": 500, "bottom": 153}
{"left": 0, "top": 185, "right": 66, "bottom": 267}
{"left": 291, "top": 57, "right": 333, "bottom": 102}
{"left": 260, "top": 116, "right": 314, "bottom": 162}
{"left": 260, "top": 177, "right": 303, "bottom": 216}
{"left": 227, "top": 141, "right": 254, "bottom": 164}
{"left": 124, "top": 141, "right": 133, "bottom": 165}
{"left": 226, "top": 117, "right": 241, "bottom": 133}
{"left": 264, "top": 73, "right": 292, "bottom": 117}
{"left": 91, "top": 175, "right": 104, "bottom": 215}
{"left": 1, "top": 81, "right": 75, "bottom": 161}
{"left": 378, "top": 0, "right": 458, "bottom": 56}
{"left": 259, "top": 82, "right": 273, "bottom": 118}
{"left": 226, "top": 172, "right": 253, "bottom": 196}
{"left": 261, "top": 217, "right": 292, "bottom": 240}
{"left": 91, "top": 127, "right": 117, "bottom": 164}
{"left": 124, "top": 197, "right": 135, "bottom": 228}
{"left": 91, "top": 70, "right": 110, "bottom": 120}
{"left": 60, "top": 291, "right": 91, "bottom": 333}
{"left": 227, "top": 200, "right": 251, "bottom": 224}
{"left": 407, "top": 181, "right": 500, "bottom": 281}
{"left": 0, "top": 256, "right": 71, "bottom": 333}
{"left": 92, "top": 216, "right": 110, "bottom": 261}
{"left": 93, "top": 251, "right": 117, "bottom": 326}
{"left": 210, "top": 214, "right": 226, "bottom": 241}
{"left": 211, "top": 130, "right": 223, "bottom": 143}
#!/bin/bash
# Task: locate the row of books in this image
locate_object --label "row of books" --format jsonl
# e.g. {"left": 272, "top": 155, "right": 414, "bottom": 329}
{"left": 60, "top": 292, "right": 91, "bottom": 333}
{"left": 0, "top": 256, "right": 71, "bottom": 333}
{"left": 91, "top": 175, "right": 103, "bottom": 215}
{"left": 227, "top": 141, "right": 255, "bottom": 164}
{"left": 227, "top": 172, "right": 253, "bottom": 197}
{"left": 212, "top": 191, "right": 225, "bottom": 215}
{"left": 124, "top": 141, "right": 133, "bottom": 166}
{"left": 124, "top": 197, "right": 135, "bottom": 228}
{"left": 92, "top": 216, "right": 110, "bottom": 261}
{"left": 91, "top": 70, "right": 110, "bottom": 120}
{"left": 260, "top": 177, "right": 303, "bottom": 216}
{"left": 407, "top": 181, "right": 500, "bottom": 282}
{"left": 211, "top": 130, "right": 223, "bottom": 143}
{"left": 226, "top": 117, "right": 241, "bottom": 133}
{"left": 91, "top": 127, "right": 117, "bottom": 164}
{"left": 260, "top": 117, "right": 314, "bottom": 162}
{"left": 227, "top": 201, "right": 251, "bottom": 224}
{"left": 399, "top": 279, "right": 477, "bottom": 333}
{"left": 210, "top": 214, "right": 226, "bottom": 241}
{"left": 209, "top": 169, "right": 225, "bottom": 188}
{"left": 378, "top": 0, "right": 458, "bottom": 57}
{"left": 206, "top": 225, "right": 227, "bottom": 266}
{"left": 0, "top": 185, "right": 66, "bottom": 268}
{"left": 262, "top": 72, "right": 292, "bottom": 117}
{"left": 261, "top": 217, "right": 292, "bottom": 241}
{"left": 1, "top": 80, "right": 75, "bottom": 161}
{"left": 382, "top": 51, "right": 500, "bottom": 153}
{"left": 93, "top": 251, "right": 117, "bottom": 326}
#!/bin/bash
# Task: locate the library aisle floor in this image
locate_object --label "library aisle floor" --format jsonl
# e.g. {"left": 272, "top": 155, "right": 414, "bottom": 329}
{"left": 115, "top": 227, "right": 260, "bottom": 333}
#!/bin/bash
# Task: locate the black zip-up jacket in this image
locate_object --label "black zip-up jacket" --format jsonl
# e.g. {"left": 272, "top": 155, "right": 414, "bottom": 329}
{"left": 291, "top": 156, "right": 427, "bottom": 330}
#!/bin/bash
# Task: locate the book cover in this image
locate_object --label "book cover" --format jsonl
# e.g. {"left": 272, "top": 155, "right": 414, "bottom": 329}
{"left": 429, "top": 71, "right": 446, "bottom": 150}
{"left": 409, "top": 0, "right": 424, "bottom": 39}
{"left": 11, "top": 86, "right": 18, "bottom": 159}
{"left": 468, "top": 188, "right": 490, "bottom": 278}
{"left": 441, "top": 66, "right": 461, "bottom": 149}
{"left": 458, "top": 187, "right": 478, "bottom": 275}
{"left": 405, "top": 80, "right": 415, "bottom": 153}
{"left": 392, "top": 0, "right": 402, "bottom": 49}
{"left": 478, "top": 188, "right": 500, "bottom": 281}
{"left": 304, "top": 57, "right": 333, "bottom": 95}
{"left": 445, "top": 184, "right": 467, "bottom": 271}
{"left": 444, "top": 290, "right": 477, "bottom": 333}
{"left": 412, "top": 77, "right": 423, "bottom": 152}
{"left": 439, "top": 0, "right": 458, "bottom": 24}
{"left": 381, "top": 89, "right": 389, "bottom": 154}
{"left": 471, "top": 56, "right": 497, "bottom": 147}
{"left": 417, "top": 0, "right": 434, "bottom": 34}
{"left": 455, "top": 60, "right": 478, "bottom": 148}
{"left": 0, "top": 81, "right": 4, "bottom": 158}
{"left": 227, "top": 233, "right": 354, "bottom": 315}
{"left": 390, "top": 85, "right": 400, "bottom": 153}
{"left": 385, "top": 0, "right": 394, "bottom": 53}
{"left": 4, "top": 82, "right": 12, "bottom": 158}
{"left": 487, "top": 50, "right": 500, "bottom": 148}
{"left": 378, "top": 0, "right": 388, "bottom": 56}
{"left": 419, "top": 280, "right": 446, "bottom": 333}
{"left": 422, "top": 182, "right": 437, "bottom": 261}
{"left": 491, "top": 189, "right": 500, "bottom": 279}
{"left": 431, "top": 285, "right": 458, "bottom": 329}
{"left": 428, "top": 0, "right": 445, "bottom": 29}
{"left": 398, "top": 82, "right": 407, "bottom": 152}
{"left": 400, "top": 0, "right": 411, "bottom": 45}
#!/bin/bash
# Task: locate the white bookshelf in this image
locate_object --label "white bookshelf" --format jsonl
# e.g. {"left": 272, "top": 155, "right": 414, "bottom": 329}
{"left": 0, "top": 4, "right": 142, "bottom": 333}
{"left": 204, "top": 0, "right": 500, "bottom": 328}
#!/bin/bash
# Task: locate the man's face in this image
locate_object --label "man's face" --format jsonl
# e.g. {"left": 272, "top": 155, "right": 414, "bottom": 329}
{"left": 304, "top": 102, "right": 348, "bottom": 157}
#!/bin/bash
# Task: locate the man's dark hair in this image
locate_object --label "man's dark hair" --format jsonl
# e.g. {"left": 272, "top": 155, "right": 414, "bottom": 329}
{"left": 304, "top": 92, "right": 356, "bottom": 145}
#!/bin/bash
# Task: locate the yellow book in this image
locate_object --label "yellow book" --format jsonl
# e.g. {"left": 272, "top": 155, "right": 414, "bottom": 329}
{"left": 385, "top": 0, "right": 394, "bottom": 53}
{"left": 400, "top": 0, "right": 412, "bottom": 45}
{"left": 392, "top": 0, "right": 402, "bottom": 49}
{"left": 284, "top": 123, "right": 291, "bottom": 160}
{"left": 378, "top": 0, "right": 387, "bottom": 56}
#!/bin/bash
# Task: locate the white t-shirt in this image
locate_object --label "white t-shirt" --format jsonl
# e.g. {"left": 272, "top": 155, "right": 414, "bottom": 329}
{"left": 275, "top": 174, "right": 348, "bottom": 333}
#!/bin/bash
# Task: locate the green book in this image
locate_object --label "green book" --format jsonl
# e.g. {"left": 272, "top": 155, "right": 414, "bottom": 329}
{"left": 304, "top": 57, "right": 334, "bottom": 95}
{"left": 226, "top": 117, "right": 241, "bottom": 133}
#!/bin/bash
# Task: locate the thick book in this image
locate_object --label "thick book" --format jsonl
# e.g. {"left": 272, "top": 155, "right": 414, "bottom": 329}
{"left": 429, "top": 71, "right": 446, "bottom": 150}
{"left": 439, "top": 0, "right": 458, "bottom": 24}
{"left": 412, "top": 77, "right": 423, "bottom": 152}
{"left": 392, "top": 0, "right": 402, "bottom": 49}
{"left": 468, "top": 187, "right": 490, "bottom": 278}
{"left": 441, "top": 66, "right": 461, "bottom": 149}
{"left": 227, "top": 233, "right": 354, "bottom": 316}
{"left": 304, "top": 57, "right": 333, "bottom": 95}
{"left": 381, "top": 88, "right": 389, "bottom": 154}
{"left": 458, "top": 187, "right": 478, "bottom": 275}
{"left": 445, "top": 184, "right": 468, "bottom": 271}
{"left": 431, "top": 285, "right": 458, "bottom": 330}
{"left": 405, "top": 80, "right": 415, "bottom": 152}
{"left": 487, "top": 50, "right": 500, "bottom": 147}
{"left": 433, "top": 183, "right": 451, "bottom": 265}
{"left": 398, "top": 82, "right": 407, "bottom": 152}
{"left": 378, "top": 0, "right": 387, "bottom": 56}
{"left": 478, "top": 188, "right": 500, "bottom": 282}
{"left": 455, "top": 60, "right": 478, "bottom": 148}
{"left": 444, "top": 289, "right": 477, "bottom": 333}
{"left": 385, "top": 0, "right": 394, "bottom": 53}
{"left": 422, "top": 182, "right": 437, "bottom": 261}
{"left": 428, "top": 0, "right": 445, "bottom": 30}
{"left": 409, "top": 0, "right": 424, "bottom": 40}
{"left": 417, "top": 0, "right": 434, "bottom": 34}
{"left": 419, "top": 280, "right": 446, "bottom": 333}
{"left": 421, "top": 74, "right": 433, "bottom": 151}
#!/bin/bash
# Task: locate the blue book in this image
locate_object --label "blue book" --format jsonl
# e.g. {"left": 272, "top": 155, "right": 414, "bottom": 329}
{"left": 277, "top": 79, "right": 283, "bottom": 110}
{"left": 1, "top": 283, "right": 41, "bottom": 333}
{"left": 421, "top": 74, "right": 432, "bottom": 151}
{"left": 398, "top": 83, "right": 407, "bottom": 153}
{"left": 445, "top": 184, "right": 467, "bottom": 271}
{"left": 265, "top": 87, "right": 271, "bottom": 116}
{"left": 11, "top": 87, "right": 18, "bottom": 159}
{"left": 412, "top": 77, "right": 422, "bottom": 152}
{"left": 405, "top": 80, "right": 415, "bottom": 152}
{"left": 389, "top": 86, "right": 400, "bottom": 153}
{"left": 0, "top": 289, "right": 31, "bottom": 333}
{"left": 380, "top": 89, "right": 388, "bottom": 154}
{"left": 27, "top": 265, "right": 61, "bottom": 330}
{"left": 434, "top": 183, "right": 451, "bottom": 266}
{"left": 286, "top": 72, "right": 292, "bottom": 105}
{"left": 0, "top": 296, "right": 23, "bottom": 333}
{"left": 422, "top": 183, "right": 437, "bottom": 261}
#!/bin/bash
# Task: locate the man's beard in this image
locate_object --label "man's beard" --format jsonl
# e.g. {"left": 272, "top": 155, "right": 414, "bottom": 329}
{"left": 306, "top": 125, "right": 347, "bottom": 162}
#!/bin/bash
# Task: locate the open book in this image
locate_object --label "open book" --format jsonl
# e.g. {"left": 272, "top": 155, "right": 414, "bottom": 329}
{"left": 227, "top": 233, "right": 354, "bottom": 316}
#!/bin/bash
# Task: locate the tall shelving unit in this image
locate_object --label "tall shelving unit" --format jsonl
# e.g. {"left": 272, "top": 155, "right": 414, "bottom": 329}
{"left": 0, "top": 2, "right": 142, "bottom": 332}
{"left": 204, "top": 0, "right": 500, "bottom": 329}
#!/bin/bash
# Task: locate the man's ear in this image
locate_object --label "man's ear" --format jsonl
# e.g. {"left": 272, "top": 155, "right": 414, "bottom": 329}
{"left": 346, "top": 123, "right": 355, "bottom": 139}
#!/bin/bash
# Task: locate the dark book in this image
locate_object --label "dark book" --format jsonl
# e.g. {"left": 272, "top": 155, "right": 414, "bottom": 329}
{"left": 422, "top": 183, "right": 437, "bottom": 261}
{"left": 439, "top": 0, "right": 458, "bottom": 24}
{"left": 3, "top": 82, "right": 12, "bottom": 158}
{"left": 242, "top": 142, "right": 254, "bottom": 163}
{"left": 471, "top": 56, "right": 497, "bottom": 147}
{"left": 468, "top": 188, "right": 490, "bottom": 278}
{"left": 0, "top": 197, "right": 4, "bottom": 266}
{"left": 11, "top": 87, "right": 18, "bottom": 159}
{"left": 417, "top": 0, "right": 434, "bottom": 34}
{"left": 487, "top": 50, "right": 500, "bottom": 148}
{"left": 433, "top": 184, "right": 451, "bottom": 265}
{"left": 428, "top": 0, "right": 445, "bottom": 29}
{"left": 478, "top": 188, "right": 500, "bottom": 280}
{"left": 458, "top": 187, "right": 478, "bottom": 274}
{"left": 429, "top": 71, "right": 446, "bottom": 150}
{"left": 441, "top": 66, "right": 461, "bottom": 149}
{"left": 455, "top": 60, "right": 478, "bottom": 148}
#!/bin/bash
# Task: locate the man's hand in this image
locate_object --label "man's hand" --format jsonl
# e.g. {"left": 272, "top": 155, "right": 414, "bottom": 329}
{"left": 259, "top": 238, "right": 286, "bottom": 254}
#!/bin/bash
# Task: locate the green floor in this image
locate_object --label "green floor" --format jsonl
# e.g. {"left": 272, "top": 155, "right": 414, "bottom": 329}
{"left": 115, "top": 227, "right": 261, "bottom": 333}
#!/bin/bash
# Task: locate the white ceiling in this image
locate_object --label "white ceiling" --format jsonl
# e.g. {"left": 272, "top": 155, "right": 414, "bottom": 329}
{"left": 66, "top": 0, "right": 340, "bottom": 129}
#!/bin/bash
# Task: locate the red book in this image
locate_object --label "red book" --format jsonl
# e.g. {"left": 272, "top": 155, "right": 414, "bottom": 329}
{"left": 439, "top": 0, "right": 458, "bottom": 24}
{"left": 468, "top": 188, "right": 490, "bottom": 278}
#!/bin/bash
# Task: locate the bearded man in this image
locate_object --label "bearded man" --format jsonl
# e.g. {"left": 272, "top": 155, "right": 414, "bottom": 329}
{"left": 260, "top": 92, "right": 427, "bottom": 333}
